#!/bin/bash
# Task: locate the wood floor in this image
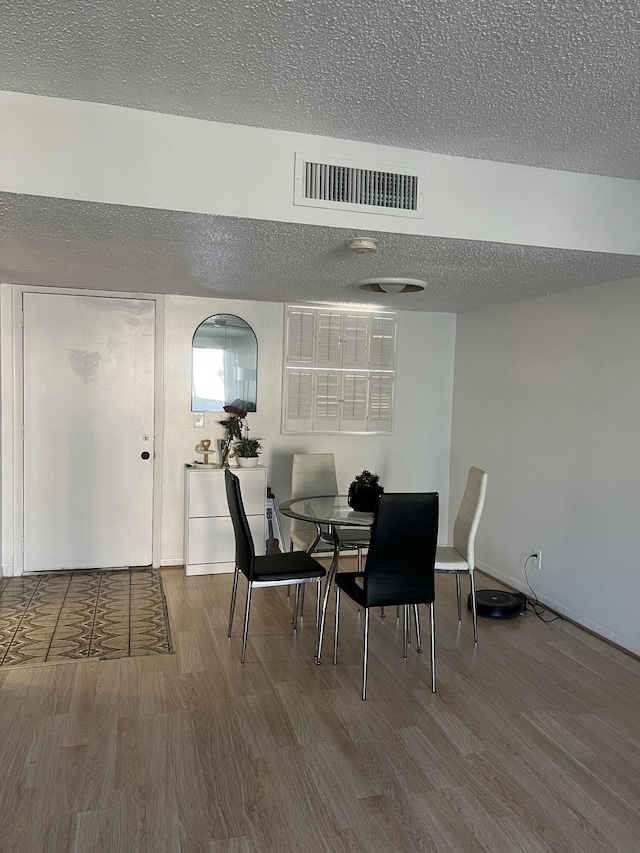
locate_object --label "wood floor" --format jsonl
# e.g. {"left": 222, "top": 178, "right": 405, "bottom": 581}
{"left": 0, "top": 562, "right": 638, "bottom": 852}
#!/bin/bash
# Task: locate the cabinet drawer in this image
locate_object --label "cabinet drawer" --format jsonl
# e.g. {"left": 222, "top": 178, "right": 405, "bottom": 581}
{"left": 188, "top": 468, "right": 265, "bottom": 517}
{"left": 188, "top": 514, "right": 266, "bottom": 566}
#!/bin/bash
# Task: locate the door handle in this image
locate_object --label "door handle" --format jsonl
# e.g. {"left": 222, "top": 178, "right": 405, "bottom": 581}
{"left": 141, "top": 451, "right": 151, "bottom": 460}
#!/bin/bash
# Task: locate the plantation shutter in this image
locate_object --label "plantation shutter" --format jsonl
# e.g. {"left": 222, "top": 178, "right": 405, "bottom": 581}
{"left": 287, "top": 307, "right": 315, "bottom": 365}
{"left": 316, "top": 310, "right": 343, "bottom": 367}
{"left": 313, "top": 371, "right": 341, "bottom": 431}
{"left": 342, "top": 313, "right": 370, "bottom": 368}
{"left": 341, "top": 373, "right": 368, "bottom": 431}
{"left": 369, "top": 315, "right": 396, "bottom": 369}
{"left": 283, "top": 305, "right": 395, "bottom": 434}
{"left": 367, "top": 373, "right": 393, "bottom": 432}
{"left": 284, "top": 370, "right": 314, "bottom": 431}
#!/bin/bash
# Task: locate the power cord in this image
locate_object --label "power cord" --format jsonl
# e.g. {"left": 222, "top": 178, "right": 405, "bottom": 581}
{"left": 523, "top": 555, "right": 563, "bottom": 624}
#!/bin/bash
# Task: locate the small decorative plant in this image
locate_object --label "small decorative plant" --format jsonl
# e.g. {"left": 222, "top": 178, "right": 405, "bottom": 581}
{"left": 348, "top": 470, "right": 384, "bottom": 512}
{"left": 232, "top": 436, "right": 263, "bottom": 459}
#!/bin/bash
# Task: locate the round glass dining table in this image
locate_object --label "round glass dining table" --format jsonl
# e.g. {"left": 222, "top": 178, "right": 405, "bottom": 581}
{"left": 279, "top": 495, "right": 374, "bottom": 662}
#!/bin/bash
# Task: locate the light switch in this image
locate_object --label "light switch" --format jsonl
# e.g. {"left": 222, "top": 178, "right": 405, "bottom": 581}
{"left": 193, "top": 413, "right": 204, "bottom": 428}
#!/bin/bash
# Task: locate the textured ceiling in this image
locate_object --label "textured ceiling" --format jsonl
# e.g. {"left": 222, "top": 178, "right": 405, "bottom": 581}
{"left": 3, "top": 193, "right": 640, "bottom": 313}
{"left": 2, "top": 0, "right": 640, "bottom": 310}
{"left": 1, "top": 0, "right": 639, "bottom": 179}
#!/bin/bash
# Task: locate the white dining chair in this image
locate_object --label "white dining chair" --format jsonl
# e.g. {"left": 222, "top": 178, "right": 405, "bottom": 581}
{"left": 435, "top": 466, "right": 487, "bottom": 644}
{"left": 290, "top": 453, "right": 370, "bottom": 568}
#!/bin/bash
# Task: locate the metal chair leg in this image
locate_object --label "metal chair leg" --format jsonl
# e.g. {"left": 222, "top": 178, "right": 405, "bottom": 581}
{"left": 315, "top": 579, "right": 322, "bottom": 659}
{"left": 456, "top": 574, "right": 462, "bottom": 623}
{"left": 362, "top": 608, "right": 370, "bottom": 700}
{"left": 414, "top": 604, "right": 422, "bottom": 653}
{"left": 316, "top": 529, "right": 340, "bottom": 664}
{"left": 228, "top": 567, "right": 240, "bottom": 638}
{"left": 292, "top": 584, "right": 301, "bottom": 628}
{"left": 241, "top": 581, "right": 253, "bottom": 664}
{"left": 469, "top": 571, "right": 478, "bottom": 645}
{"left": 403, "top": 605, "right": 409, "bottom": 660}
{"left": 333, "top": 585, "right": 340, "bottom": 665}
{"left": 429, "top": 602, "right": 436, "bottom": 692}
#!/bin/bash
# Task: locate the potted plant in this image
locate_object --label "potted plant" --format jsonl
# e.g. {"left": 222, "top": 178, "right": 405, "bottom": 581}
{"left": 347, "top": 470, "right": 384, "bottom": 512}
{"left": 232, "top": 435, "right": 263, "bottom": 468}
{"left": 218, "top": 405, "right": 247, "bottom": 467}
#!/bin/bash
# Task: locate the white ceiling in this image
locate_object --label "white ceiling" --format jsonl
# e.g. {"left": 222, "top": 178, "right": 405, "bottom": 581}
{"left": 4, "top": 194, "right": 640, "bottom": 313}
{"left": 2, "top": 0, "right": 640, "bottom": 311}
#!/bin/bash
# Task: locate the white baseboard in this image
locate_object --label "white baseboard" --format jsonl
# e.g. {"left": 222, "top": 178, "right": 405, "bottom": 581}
{"left": 475, "top": 560, "right": 639, "bottom": 657}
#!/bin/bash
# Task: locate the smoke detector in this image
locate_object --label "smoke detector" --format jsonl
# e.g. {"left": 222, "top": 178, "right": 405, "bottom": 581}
{"left": 357, "top": 277, "right": 425, "bottom": 294}
{"left": 346, "top": 236, "right": 378, "bottom": 254}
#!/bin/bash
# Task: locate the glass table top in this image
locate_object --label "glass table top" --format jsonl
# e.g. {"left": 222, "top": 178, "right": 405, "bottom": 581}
{"left": 279, "top": 495, "right": 374, "bottom": 527}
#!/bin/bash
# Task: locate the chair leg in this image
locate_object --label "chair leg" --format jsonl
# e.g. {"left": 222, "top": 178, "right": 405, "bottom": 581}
{"left": 414, "top": 604, "right": 422, "bottom": 653}
{"left": 228, "top": 567, "right": 240, "bottom": 638}
{"left": 456, "top": 574, "right": 462, "bottom": 623}
{"left": 362, "top": 608, "right": 370, "bottom": 700}
{"left": 315, "top": 579, "right": 322, "bottom": 659}
{"left": 292, "top": 584, "right": 301, "bottom": 628}
{"left": 241, "top": 581, "right": 253, "bottom": 664}
{"left": 333, "top": 585, "right": 340, "bottom": 665}
{"left": 299, "top": 584, "right": 305, "bottom": 618}
{"left": 380, "top": 607, "right": 385, "bottom": 618}
{"left": 469, "top": 571, "right": 478, "bottom": 645}
{"left": 403, "top": 605, "right": 409, "bottom": 660}
{"left": 429, "top": 602, "right": 436, "bottom": 693}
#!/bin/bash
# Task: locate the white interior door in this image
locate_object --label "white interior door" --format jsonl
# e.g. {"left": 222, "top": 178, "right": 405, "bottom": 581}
{"left": 22, "top": 293, "right": 156, "bottom": 571}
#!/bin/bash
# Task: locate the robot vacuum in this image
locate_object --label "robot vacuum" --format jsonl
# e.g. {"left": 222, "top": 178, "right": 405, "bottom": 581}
{"left": 468, "top": 589, "right": 526, "bottom": 618}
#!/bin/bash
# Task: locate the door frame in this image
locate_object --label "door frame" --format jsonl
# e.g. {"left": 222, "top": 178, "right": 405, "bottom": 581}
{"left": 2, "top": 284, "right": 164, "bottom": 576}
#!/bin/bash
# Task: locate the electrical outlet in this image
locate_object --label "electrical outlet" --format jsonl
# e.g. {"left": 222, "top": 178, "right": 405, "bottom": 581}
{"left": 193, "top": 413, "right": 204, "bottom": 429}
{"left": 532, "top": 549, "right": 542, "bottom": 571}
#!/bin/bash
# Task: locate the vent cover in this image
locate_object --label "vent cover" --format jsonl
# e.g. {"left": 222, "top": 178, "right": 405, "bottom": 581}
{"left": 294, "top": 154, "right": 423, "bottom": 219}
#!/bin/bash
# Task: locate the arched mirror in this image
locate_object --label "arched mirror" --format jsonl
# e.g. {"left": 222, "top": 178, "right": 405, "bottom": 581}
{"left": 192, "top": 314, "right": 258, "bottom": 412}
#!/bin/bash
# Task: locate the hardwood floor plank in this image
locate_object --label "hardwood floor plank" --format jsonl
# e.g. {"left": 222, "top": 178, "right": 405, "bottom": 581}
{"left": 0, "top": 565, "right": 638, "bottom": 852}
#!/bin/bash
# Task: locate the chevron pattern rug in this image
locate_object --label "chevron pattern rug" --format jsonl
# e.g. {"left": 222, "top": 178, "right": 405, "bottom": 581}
{"left": 0, "top": 568, "right": 173, "bottom": 667}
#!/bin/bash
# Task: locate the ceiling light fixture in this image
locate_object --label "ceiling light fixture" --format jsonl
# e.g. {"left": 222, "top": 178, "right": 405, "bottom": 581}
{"left": 346, "top": 236, "right": 378, "bottom": 254}
{"left": 357, "top": 277, "right": 426, "bottom": 294}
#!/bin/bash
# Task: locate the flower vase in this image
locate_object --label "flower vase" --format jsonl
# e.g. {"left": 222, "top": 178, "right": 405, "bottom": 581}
{"left": 236, "top": 456, "right": 259, "bottom": 468}
{"left": 347, "top": 482, "right": 383, "bottom": 512}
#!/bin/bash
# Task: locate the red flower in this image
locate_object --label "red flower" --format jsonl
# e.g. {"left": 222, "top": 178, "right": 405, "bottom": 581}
{"left": 223, "top": 405, "right": 247, "bottom": 418}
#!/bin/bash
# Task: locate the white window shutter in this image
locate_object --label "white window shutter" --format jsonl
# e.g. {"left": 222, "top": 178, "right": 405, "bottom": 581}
{"left": 369, "top": 315, "right": 396, "bottom": 369}
{"left": 315, "top": 310, "right": 343, "bottom": 367}
{"left": 283, "top": 370, "right": 314, "bottom": 431}
{"left": 313, "top": 371, "right": 341, "bottom": 431}
{"left": 341, "top": 372, "right": 368, "bottom": 431}
{"left": 287, "top": 307, "right": 315, "bottom": 365}
{"left": 282, "top": 305, "right": 395, "bottom": 434}
{"left": 342, "top": 313, "right": 370, "bottom": 368}
{"left": 367, "top": 373, "right": 393, "bottom": 432}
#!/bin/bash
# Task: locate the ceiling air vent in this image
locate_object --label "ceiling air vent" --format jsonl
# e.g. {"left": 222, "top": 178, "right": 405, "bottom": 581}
{"left": 294, "top": 154, "right": 423, "bottom": 219}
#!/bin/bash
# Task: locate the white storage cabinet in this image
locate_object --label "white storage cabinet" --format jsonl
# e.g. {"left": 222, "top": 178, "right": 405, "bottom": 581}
{"left": 184, "top": 466, "right": 267, "bottom": 576}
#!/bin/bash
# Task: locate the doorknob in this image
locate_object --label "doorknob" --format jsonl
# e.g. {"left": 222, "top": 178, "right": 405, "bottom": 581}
{"left": 141, "top": 451, "right": 151, "bottom": 460}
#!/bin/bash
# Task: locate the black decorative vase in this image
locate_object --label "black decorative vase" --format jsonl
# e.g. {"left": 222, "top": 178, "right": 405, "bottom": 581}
{"left": 347, "top": 482, "right": 383, "bottom": 512}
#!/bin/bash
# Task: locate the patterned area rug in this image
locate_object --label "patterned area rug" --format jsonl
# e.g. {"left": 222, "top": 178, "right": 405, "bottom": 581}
{"left": 0, "top": 568, "right": 173, "bottom": 667}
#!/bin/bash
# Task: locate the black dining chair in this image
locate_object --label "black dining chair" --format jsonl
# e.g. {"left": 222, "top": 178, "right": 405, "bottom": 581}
{"left": 225, "top": 469, "right": 326, "bottom": 663}
{"left": 332, "top": 492, "right": 439, "bottom": 699}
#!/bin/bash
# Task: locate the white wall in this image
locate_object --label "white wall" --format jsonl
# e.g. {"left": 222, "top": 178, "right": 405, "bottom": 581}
{"left": 450, "top": 277, "right": 640, "bottom": 654}
{"left": 4, "top": 92, "right": 640, "bottom": 254}
{"left": 161, "top": 295, "right": 456, "bottom": 564}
